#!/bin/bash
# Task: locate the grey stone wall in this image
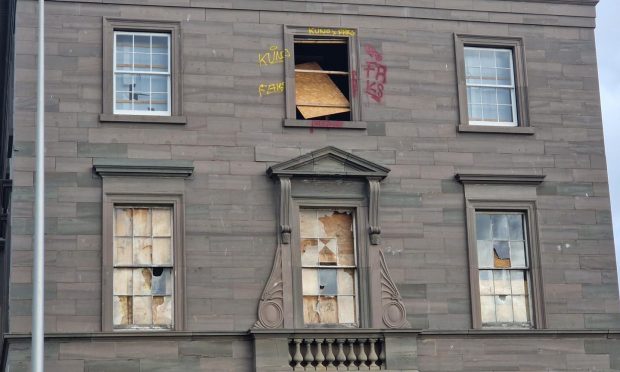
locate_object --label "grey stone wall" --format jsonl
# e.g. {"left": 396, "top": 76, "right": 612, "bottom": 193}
{"left": 7, "top": 0, "right": 620, "bottom": 369}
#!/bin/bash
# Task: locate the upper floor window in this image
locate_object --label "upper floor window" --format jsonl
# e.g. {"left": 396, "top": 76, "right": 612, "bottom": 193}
{"left": 101, "top": 19, "right": 184, "bottom": 124}
{"left": 455, "top": 35, "right": 531, "bottom": 134}
{"left": 114, "top": 32, "right": 171, "bottom": 115}
{"left": 464, "top": 47, "right": 516, "bottom": 126}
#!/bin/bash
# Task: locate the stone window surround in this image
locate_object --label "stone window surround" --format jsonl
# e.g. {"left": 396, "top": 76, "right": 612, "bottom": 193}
{"left": 283, "top": 26, "right": 367, "bottom": 130}
{"left": 95, "top": 159, "right": 193, "bottom": 332}
{"left": 454, "top": 34, "right": 533, "bottom": 135}
{"left": 100, "top": 18, "right": 186, "bottom": 125}
{"left": 255, "top": 147, "right": 409, "bottom": 330}
{"left": 457, "top": 173, "right": 546, "bottom": 329}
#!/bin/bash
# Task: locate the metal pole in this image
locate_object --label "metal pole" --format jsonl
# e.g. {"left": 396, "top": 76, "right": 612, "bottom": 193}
{"left": 32, "top": 0, "right": 45, "bottom": 371}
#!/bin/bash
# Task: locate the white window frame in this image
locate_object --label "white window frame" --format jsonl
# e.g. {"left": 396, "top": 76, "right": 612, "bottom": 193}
{"left": 465, "top": 47, "right": 518, "bottom": 127}
{"left": 113, "top": 31, "right": 171, "bottom": 116}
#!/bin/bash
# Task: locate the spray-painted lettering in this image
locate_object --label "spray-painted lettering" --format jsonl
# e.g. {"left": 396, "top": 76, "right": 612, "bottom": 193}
{"left": 363, "top": 44, "right": 387, "bottom": 103}
{"left": 308, "top": 28, "right": 356, "bottom": 37}
{"left": 258, "top": 45, "right": 291, "bottom": 66}
{"left": 258, "top": 81, "right": 285, "bottom": 97}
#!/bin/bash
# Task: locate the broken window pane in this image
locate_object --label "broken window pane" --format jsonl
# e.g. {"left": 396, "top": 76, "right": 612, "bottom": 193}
{"left": 114, "top": 237, "right": 133, "bottom": 266}
{"left": 512, "top": 295, "right": 529, "bottom": 323}
{"left": 493, "top": 270, "right": 511, "bottom": 295}
{"left": 132, "top": 208, "right": 152, "bottom": 236}
{"left": 510, "top": 241, "right": 526, "bottom": 267}
{"left": 476, "top": 213, "right": 491, "bottom": 240}
{"left": 300, "top": 209, "right": 318, "bottom": 237}
{"left": 337, "top": 269, "right": 355, "bottom": 295}
{"left": 479, "top": 270, "right": 494, "bottom": 295}
{"left": 113, "top": 205, "right": 174, "bottom": 329}
{"left": 302, "top": 269, "right": 318, "bottom": 295}
{"left": 508, "top": 214, "right": 524, "bottom": 240}
{"left": 318, "top": 238, "right": 338, "bottom": 265}
{"left": 133, "top": 268, "right": 152, "bottom": 295}
{"left": 293, "top": 36, "right": 351, "bottom": 121}
{"left": 491, "top": 214, "right": 509, "bottom": 240}
{"left": 480, "top": 295, "right": 496, "bottom": 324}
{"left": 133, "top": 237, "right": 152, "bottom": 265}
{"left": 318, "top": 269, "right": 337, "bottom": 296}
{"left": 152, "top": 238, "right": 172, "bottom": 266}
{"left": 338, "top": 295, "right": 356, "bottom": 324}
{"left": 493, "top": 241, "right": 511, "bottom": 268}
{"left": 113, "top": 296, "right": 133, "bottom": 326}
{"left": 133, "top": 296, "right": 153, "bottom": 325}
{"left": 303, "top": 296, "right": 320, "bottom": 324}
{"left": 114, "top": 269, "right": 133, "bottom": 296}
{"left": 115, "top": 208, "right": 132, "bottom": 236}
{"left": 317, "top": 296, "right": 339, "bottom": 324}
{"left": 152, "top": 208, "right": 172, "bottom": 237}
{"left": 495, "top": 295, "right": 514, "bottom": 323}
{"left": 301, "top": 239, "right": 319, "bottom": 266}
{"left": 477, "top": 240, "right": 493, "bottom": 268}
{"left": 152, "top": 296, "right": 173, "bottom": 325}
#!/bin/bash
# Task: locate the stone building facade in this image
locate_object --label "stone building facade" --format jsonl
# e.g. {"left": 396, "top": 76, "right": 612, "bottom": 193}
{"left": 3, "top": 0, "right": 620, "bottom": 371}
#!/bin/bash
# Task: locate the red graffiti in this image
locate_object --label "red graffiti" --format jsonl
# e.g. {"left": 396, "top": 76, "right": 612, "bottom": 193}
{"left": 311, "top": 120, "right": 344, "bottom": 128}
{"left": 351, "top": 70, "right": 359, "bottom": 96}
{"left": 363, "top": 44, "right": 387, "bottom": 103}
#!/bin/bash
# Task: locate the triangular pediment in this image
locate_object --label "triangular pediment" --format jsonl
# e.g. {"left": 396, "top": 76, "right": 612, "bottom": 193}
{"left": 267, "top": 146, "right": 390, "bottom": 179}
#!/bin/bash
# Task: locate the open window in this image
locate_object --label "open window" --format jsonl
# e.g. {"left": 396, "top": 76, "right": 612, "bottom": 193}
{"left": 284, "top": 28, "right": 363, "bottom": 128}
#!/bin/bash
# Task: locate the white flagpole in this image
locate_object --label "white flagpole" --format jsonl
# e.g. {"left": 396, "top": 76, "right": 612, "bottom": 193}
{"left": 32, "top": 0, "right": 45, "bottom": 371}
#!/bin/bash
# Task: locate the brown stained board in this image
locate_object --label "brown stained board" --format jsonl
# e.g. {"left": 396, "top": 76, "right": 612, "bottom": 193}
{"left": 295, "top": 62, "right": 350, "bottom": 119}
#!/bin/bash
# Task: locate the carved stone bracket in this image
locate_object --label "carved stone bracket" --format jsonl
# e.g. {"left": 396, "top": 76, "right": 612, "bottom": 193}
{"left": 379, "top": 249, "right": 410, "bottom": 328}
{"left": 367, "top": 178, "right": 381, "bottom": 245}
{"left": 254, "top": 245, "right": 284, "bottom": 329}
{"left": 278, "top": 176, "right": 292, "bottom": 244}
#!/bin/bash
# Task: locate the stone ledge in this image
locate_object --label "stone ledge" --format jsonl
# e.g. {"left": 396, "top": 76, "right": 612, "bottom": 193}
{"left": 93, "top": 158, "right": 194, "bottom": 178}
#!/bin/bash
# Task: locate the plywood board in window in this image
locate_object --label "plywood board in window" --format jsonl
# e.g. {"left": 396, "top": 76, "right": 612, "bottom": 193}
{"left": 295, "top": 62, "right": 350, "bottom": 119}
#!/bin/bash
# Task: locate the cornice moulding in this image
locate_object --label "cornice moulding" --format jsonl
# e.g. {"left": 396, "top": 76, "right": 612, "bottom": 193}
{"left": 93, "top": 158, "right": 194, "bottom": 178}
{"left": 455, "top": 173, "right": 546, "bottom": 185}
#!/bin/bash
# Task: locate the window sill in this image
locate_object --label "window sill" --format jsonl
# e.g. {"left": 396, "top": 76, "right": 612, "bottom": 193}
{"left": 99, "top": 113, "right": 187, "bottom": 125}
{"left": 458, "top": 125, "right": 534, "bottom": 135}
{"left": 284, "top": 119, "right": 367, "bottom": 130}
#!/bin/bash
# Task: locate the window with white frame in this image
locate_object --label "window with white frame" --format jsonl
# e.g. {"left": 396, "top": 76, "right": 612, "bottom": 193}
{"left": 114, "top": 32, "right": 171, "bottom": 115}
{"left": 475, "top": 211, "right": 531, "bottom": 327}
{"left": 300, "top": 208, "right": 358, "bottom": 326}
{"left": 464, "top": 47, "right": 517, "bottom": 126}
{"left": 113, "top": 206, "right": 174, "bottom": 329}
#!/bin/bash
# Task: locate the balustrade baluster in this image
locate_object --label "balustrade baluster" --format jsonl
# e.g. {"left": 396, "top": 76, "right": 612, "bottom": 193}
{"left": 292, "top": 339, "right": 304, "bottom": 371}
{"left": 315, "top": 338, "right": 326, "bottom": 371}
{"left": 346, "top": 339, "right": 357, "bottom": 371}
{"left": 304, "top": 339, "right": 316, "bottom": 371}
{"left": 358, "top": 339, "right": 369, "bottom": 370}
{"left": 336, "top": 339, "right": 347, "bottom": 371}
{"left": 325, "top": 338, "right": 336, "bottom": 371}
{"left": 378, "top": 341, "right": 385, "bottom": 369}
{"left": 367, "top": 338, "right": 379, "bottom": 370}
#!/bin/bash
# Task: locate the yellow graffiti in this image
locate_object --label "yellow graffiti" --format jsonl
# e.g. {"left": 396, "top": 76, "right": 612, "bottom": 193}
{"left": 258, "top": 45, "right": 291, "bottom": 66}
{"left": 258, "top": 81, "right": 285, "bottom": 97}
{"left": 307, "top": 28, "right": 356, "bottom": 37}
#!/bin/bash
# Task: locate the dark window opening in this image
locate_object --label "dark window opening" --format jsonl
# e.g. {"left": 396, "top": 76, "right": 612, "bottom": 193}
{"left": 294, "top": 36, "right": 351, "bottom": 121}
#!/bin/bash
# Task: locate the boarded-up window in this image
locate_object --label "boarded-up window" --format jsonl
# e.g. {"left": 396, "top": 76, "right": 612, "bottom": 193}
{"left": 300, "top": 209, "right": 357, "bottom": 325}
{"left": 294, "top": 36, "right": 351, "bottom": 121}
{"left": 113, "top": 206, "right": 173, "bottom": 329}
{"left": 476, "top": 212, "right": 531, "bottom": 327}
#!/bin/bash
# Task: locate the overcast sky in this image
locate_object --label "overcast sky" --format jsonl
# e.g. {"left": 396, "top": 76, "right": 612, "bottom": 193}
{"left": 595, "top": 0, "right": 620, "bottom": 288}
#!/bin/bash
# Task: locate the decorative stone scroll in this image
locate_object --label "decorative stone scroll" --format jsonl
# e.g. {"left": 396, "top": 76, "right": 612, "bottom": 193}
{"left": 379, "top": 249, "right": 410, "bottom": 328}
{"left": 279, "top": 176, "right": 292, "bottom": 244}
{"left": 368, "top": 178, "right": 381, "bottom": 245}
{"left": 254, "top": 245, "right": 284, "bottom": 329}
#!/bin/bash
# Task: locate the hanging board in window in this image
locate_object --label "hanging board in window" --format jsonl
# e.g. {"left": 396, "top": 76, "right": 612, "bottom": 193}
{"left": 295, "top": 62, "right": 351, "bottom": 119}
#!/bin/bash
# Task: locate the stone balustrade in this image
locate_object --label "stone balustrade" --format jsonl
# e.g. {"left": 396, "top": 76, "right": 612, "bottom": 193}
{"left": 288, "top": 337, "right": 384, "bottom": 370}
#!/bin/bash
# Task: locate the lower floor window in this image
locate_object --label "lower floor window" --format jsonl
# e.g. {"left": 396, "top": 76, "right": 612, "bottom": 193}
{"left": 113, "top": 206, "right": 174, "bottom": 329}
{"left": 476, "top": 211, "right": 531, "bottom": 327}
{"left": 300, "top": 209, "right": 358, "bottom": 326}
